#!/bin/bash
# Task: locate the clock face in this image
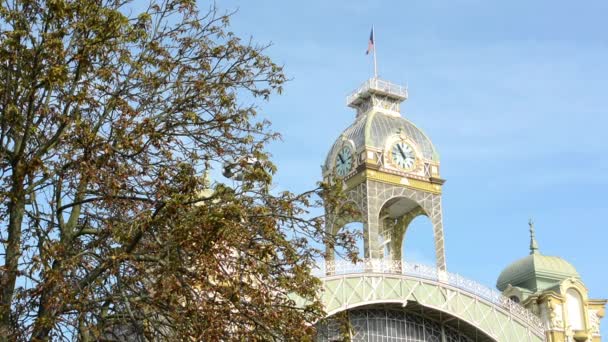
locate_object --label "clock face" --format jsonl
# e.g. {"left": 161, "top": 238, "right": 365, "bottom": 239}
{"left": 391, "top": 141, "right": 416, "bottom": 170}
{"left": 335, "top": 146, "right": 353, "bottom": 177}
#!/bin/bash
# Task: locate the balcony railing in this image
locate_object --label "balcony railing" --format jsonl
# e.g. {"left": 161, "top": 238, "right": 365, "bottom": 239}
{"left": 346, "top": 78, "right": 408, "bottom": 107}
{"left": 314, "top": 259, "right": 545, "bottom": 332}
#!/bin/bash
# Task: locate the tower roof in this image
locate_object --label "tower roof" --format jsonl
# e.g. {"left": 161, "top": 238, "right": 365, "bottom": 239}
{"left": 496, "top": 253, "right": 580, "bottom": 292}
{"left": 324, "top": 112, "right": 439, "bottom": 169}
{"left": 324, "top": 78, "right": 439, "bottom": 171}
{"left": 496, "top": 221, "right": 580, "bottom": 292}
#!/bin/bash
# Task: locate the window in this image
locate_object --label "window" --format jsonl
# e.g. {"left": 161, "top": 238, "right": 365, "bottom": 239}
{"left": 566, "top": 288, "right": 584, "bottom": 330}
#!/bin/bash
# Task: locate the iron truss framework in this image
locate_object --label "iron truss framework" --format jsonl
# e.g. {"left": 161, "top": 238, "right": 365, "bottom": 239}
{"left": 302, "top": 259, "right": 546, "bottom": 342}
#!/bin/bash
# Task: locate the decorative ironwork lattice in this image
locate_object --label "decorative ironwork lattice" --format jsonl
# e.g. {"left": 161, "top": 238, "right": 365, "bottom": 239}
{"left": 327, "top": 180, "right": 446, "bottom": 271}
{"left": 316, "top": 308, "right": 473, "bottom": 342}
{"left": 315, "top": 258, "right": 545, "bottom": 333}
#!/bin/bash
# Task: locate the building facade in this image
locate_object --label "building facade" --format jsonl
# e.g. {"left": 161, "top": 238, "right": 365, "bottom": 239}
{"left": 311, "top": 77, "right": 605, "bottom": 342}
{"left": 498, "top": 221, "right": 605, "bottom": 341}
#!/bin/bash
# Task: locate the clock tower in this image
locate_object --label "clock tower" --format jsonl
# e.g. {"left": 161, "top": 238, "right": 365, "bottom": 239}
{"left": 323, "top": 77, "right": 447, "bottom": 272}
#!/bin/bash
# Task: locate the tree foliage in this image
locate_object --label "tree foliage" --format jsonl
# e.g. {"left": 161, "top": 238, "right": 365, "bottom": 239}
{"left": 0, "top": 1, "right": 354, "bottom": 340}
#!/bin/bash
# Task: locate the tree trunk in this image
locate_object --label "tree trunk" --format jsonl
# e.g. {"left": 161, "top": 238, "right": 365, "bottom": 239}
{"left": 0, "top": 161, "right": 26, "bottom": 341}
{"left": 30, "top": 278, "right": 56, "bottom": 341}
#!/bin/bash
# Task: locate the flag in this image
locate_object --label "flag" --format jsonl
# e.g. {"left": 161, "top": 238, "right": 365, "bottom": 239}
{"left": 366, "top": 27, "right": 374, "bottom": 55}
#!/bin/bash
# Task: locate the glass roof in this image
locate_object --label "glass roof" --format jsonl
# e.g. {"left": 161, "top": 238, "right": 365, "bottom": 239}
{"left": 324, "top": 111, "right": 438, "bottom": 168}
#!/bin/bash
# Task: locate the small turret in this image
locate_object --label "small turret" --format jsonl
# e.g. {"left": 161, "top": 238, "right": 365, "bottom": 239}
{"left": 496, "top": 220, "right": 606, "bottom": 342}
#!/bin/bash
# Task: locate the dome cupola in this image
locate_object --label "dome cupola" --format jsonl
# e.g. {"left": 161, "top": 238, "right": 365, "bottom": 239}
{"left": 496, "top": 220, "right": 580, "bottom": 293}
{"left": 322, "top": 78, "right": 442, "bottom": 187}
{"left": 496, "top": 220, "right": 605, "bottom": 342}
{"left": 323, "top": 110, "right": 439, "bottom": 170}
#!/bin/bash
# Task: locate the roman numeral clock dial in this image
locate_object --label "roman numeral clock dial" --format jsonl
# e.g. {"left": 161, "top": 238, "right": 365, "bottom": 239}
{"left": 391, "top": 141, "right": 416, "bottom": 170}
{"left": 335, "top": 146, "right": 353, "bottom": 177}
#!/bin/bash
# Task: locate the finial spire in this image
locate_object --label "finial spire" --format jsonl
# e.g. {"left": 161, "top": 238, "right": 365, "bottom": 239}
{"left": 529, "top": 218, "right": 539, "bottom": 255}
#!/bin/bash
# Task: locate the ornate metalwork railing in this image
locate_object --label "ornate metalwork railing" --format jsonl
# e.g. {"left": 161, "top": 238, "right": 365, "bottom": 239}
{"left": 314, "top": 259, "right": 545, "bottom": 333}
{"left": 346, "top": 78, "right": 408, "bottom": 106}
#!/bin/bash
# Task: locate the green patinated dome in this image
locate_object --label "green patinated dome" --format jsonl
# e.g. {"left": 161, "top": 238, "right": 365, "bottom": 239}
{"left": 497, "top": 220, "right": 580, "bottom": 293}
{"left": 496, "top": 253, "right": 580, "bottom": 292}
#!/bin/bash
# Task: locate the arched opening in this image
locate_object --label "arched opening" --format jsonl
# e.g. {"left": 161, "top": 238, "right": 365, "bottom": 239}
{"left": 566, "top": 288, "right": 585, "bottom": 331}
{"left": 401, "top": 215, "right": 437, "bottom": 266}
{"left": 378, "top": 196, "right": 422, "bottom": 261}
{"left": 333, "top": 221, "right": 365, "bottom": 262}
{"left": 377, "top": 196, "right": 437, "bottom": 267}
{"left": 324, "top": 200, "right": 365, "bottom": 263}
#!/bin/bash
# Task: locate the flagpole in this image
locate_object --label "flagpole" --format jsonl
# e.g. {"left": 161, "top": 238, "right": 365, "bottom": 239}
{"left": 373, "top": 25, "right": 378, "bottom": 78}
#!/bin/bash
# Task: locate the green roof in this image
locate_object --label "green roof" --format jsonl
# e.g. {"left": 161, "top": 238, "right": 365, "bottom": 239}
{"left": 496, "top": 253, "right": 580, "bottom": 292}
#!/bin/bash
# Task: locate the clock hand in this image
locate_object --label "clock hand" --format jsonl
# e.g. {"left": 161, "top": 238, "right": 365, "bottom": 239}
{"left": 338, "top": 154, "right": 345, "bottom": 164}
{"left": 397, "top": 145, "right": 407, "bottom": 159}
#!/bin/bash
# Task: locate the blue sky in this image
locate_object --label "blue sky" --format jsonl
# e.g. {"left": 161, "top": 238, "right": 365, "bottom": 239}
{"left": 219, "top": 0, "right": 608, "bottom": 335}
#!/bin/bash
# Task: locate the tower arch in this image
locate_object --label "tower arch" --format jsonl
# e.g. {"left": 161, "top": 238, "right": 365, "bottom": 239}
{"left": 324, "top": 199, "right": 365, "bottom": 263}
{"left": 401, "top": 215, "right": 437, "bottom": 265}
{"left": 377, "top": 196, "right": 426, "bottom": 262}
{"left": 332, "top": 221, "right": 365, "bottom": 262}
